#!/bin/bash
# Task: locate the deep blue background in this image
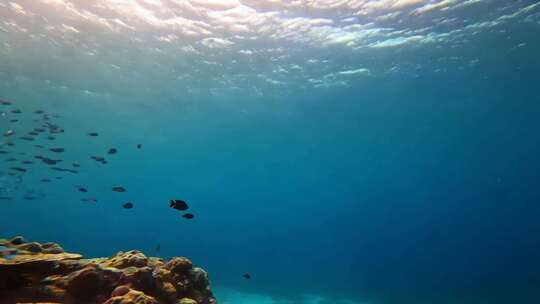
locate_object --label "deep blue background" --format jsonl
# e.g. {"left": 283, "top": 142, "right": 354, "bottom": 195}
{"left": 2, "top": 18, "right": 540, "bottom": 304}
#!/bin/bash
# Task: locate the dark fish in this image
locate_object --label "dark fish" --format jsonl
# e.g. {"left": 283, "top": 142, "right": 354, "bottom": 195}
{"left": 10, "top": 109, "right": 21, "bottom": 114}
{"left": 42, "top": 158, "right": 59, "bottom": 165}
{"left": 170, "top": 199, "right": 189, "bottom": 211}
{"left": 40, "top": 178, "right": 51, "bottom": 183}
{"left": 50, "top": 148, "right": 64, "bottom": 153}
{"left": 34, "top": 145, "right": 45, "bottom": 148}
{"left": 76, "top": 186, "right": 88, "bottom": 193}
{"left": 88, "top": 132, "right": 99, "bottom": 137}
{"left": 0, "top": 100, "right": 12, "bottom": 105}
{"left": 10, "top": 119, "right": 18, "bottom": 123}
{"left": 22, "top": 161, "right": 33, "bottom": 164}
{"left": 34, "top": 155, "right": 44, "bottom": 160}
{"left": 34, "top": 110, "right": 44, "bottom": 114}
{"left": 47, "top": 136, "right": 56, "bottom": 140}
{"left": 91, "top": 156, "right": 107, "bottom": 164}
{"left": 55, "top": 176, "right": 63, "bottom": 180}
{"left": 122, "top": 202, "right": 134, "bottom": 209}
{"left": 0, "top": 197, "right": 13, "bottom": 200}
{"left": 3, "top": 130, "right": 14, "bottom": 137}
{"left": 6, "top": 158, "right": 17, "bottom": 162}
{"left": 20, "top": 137, "right": 34, "bottom": 141}
{"left": 10, "top": 167, "right": 26, "bottom": 172}
{"left": 0, "top": 150, "right": 8, "bottom": 154}
{"left": 112, "top": 186, "right": 126, "bottom": 192}
{"left": 182, "top": 213, "right": 195, "bottom": 219}
{"left": 6, "top": 142, "right": 14, "bottom": 146}
{"left": 108, "top": 148, "right": 117, "bottom": 155}
{"left": 72, "top": 161, "right": 80, "bottom": 167}
{"left": 137, "top": 144, "right": 142, "bottom": 149}
{"left": 242, "top": 273, "right": 251, "bottom": 279}
{"left": 34, "top": 128, "right": 45, "bottom": 132}
{"left": 28, "top": 132, "right": 39, "bottom": 136}
{"left": 52, "top": 167, "right": 78, "bottom": 174}
{"left": 46, "top": 123, "right": 64, "bottom": 134}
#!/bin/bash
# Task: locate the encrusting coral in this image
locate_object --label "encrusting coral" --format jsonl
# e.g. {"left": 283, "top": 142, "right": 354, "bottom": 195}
{"left": 0, "top": 236, "right": 217, "bottom": 304}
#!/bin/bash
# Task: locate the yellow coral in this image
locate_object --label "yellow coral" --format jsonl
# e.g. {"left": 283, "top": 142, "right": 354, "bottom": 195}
{"left": 176, "top": 298, "right": 198, "bottom": 304}
{"left": 104, "top": 289, "right": 159, "bottom": 304}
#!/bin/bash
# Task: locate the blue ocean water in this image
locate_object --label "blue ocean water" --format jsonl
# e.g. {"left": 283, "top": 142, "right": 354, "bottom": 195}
{"left": 1, "top": 1, "right": 540, "bottom": 303}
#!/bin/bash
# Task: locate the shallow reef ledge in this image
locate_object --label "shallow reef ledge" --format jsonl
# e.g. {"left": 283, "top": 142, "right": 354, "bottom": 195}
{"left": 0, "top": 236, "right": 217, "bottom": 304}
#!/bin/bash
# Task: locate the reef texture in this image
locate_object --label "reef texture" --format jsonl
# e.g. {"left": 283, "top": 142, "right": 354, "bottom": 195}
{"left": 0, "top": 236, "right": 216, "bottom": 304}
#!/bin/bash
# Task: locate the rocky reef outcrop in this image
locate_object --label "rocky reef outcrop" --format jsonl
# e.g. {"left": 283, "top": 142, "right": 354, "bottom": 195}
{"left": 0, "top": 236, "right": 217, "bottom": 304}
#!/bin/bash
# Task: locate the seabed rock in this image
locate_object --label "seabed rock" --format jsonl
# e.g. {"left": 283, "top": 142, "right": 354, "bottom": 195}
{"left": 0, "top": 236, "right": 217, "bottom": 304}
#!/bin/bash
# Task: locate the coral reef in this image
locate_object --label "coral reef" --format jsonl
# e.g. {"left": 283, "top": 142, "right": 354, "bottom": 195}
{"left": 0, "top": 236, "right": 217, "bottom": 304}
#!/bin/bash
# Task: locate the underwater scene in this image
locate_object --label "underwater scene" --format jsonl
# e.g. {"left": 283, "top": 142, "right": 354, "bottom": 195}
{"left": 1, "top": 0, "right": 540, "bottom": 303}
